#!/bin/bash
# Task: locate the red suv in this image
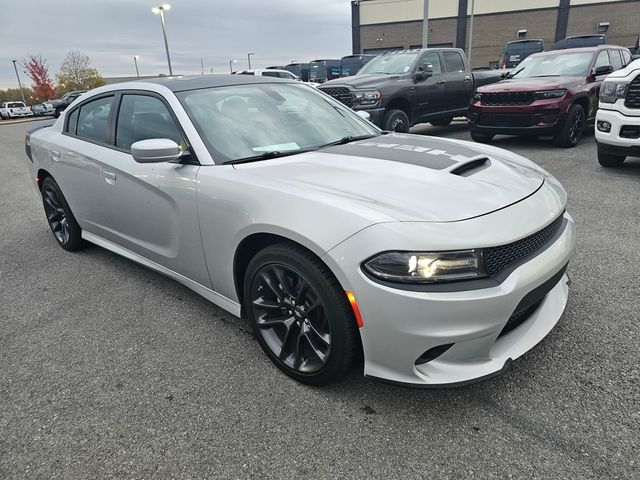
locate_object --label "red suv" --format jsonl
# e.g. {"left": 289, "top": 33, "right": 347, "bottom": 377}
{"left": 468, "top": 46, "right": 631, "bottom": 147}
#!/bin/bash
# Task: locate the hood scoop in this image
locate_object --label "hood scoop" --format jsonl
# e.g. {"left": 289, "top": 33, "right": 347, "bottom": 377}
{"left": 448, "top": 156, "right": 491, "bottom": 177}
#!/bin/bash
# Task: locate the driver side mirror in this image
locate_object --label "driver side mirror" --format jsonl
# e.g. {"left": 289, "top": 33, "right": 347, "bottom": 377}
{"left": 355, "top": 110, "right": 371, "bottom": 121}
{"left": 592, "top": 65, "right": 613, "bottom": 77}
{"left": 415, "top": 63, "right": 434, "bottom": 81}
{"left": 131, "top": 138, "right": 182, "bottom": 163}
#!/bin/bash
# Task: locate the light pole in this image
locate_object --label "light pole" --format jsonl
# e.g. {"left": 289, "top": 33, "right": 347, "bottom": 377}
{"left": 12, "top": 60, "right": 27, "bottom": 105}
{"left": 133, "top": 55, "right": 140, "bottom": 78}
{"left": 229, "top": 59, "right": 237, "bottom": 73}
{"left": 152, "top": 4, "right": 173, "bottom": 76}
{"left": 467, "top": 0, "right": 475, "bottom": 66}
{"left": 422, "top": 0, "right": 429, "bottom": 48}
{"left": 247, "top": 52, "right": 254, "bottom": 69}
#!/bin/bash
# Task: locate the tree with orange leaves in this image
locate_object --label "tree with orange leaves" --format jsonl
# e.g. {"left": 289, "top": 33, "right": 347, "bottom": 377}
{"left": 23, "top": 55, "right": 55, "bottom": 102}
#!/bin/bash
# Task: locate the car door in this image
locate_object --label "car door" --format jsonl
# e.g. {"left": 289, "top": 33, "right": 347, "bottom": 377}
{"left": 94, "top": 92, "right": 211, "bottom": 287}
{"left": 588, "top": 50, "right": 612, "bottom": 118}
{"left": 411, "top": 51, "right": 445, "bottom": 121}
{"left": 442, "top": 50, "right": 472, "bottom": 110}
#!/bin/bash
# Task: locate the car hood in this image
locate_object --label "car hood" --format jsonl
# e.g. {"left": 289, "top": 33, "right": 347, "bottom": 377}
{"left": 478, "top": 76, "right": 583, "bottom": 92}
{"left": 234, "top": 133, "right": 545, "bottom": 222}
{"left": 321, "top": 73, "right": 404, "bottom": 89}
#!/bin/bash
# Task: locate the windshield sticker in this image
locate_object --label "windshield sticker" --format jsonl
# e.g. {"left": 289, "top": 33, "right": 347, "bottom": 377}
{"left": 252, "top": 142, "right": 300, "bottom": 152}
{"left": 402, "top": 66, "right": 411, "bottom": 73}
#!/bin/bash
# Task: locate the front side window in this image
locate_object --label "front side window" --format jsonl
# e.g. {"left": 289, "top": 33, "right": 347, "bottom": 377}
{"left": 115, "top": 94, "right": 183, "bottom": 151}
{"left": 76, "top": 96, "right": 113, "bottom": 143}
{"left": 594, "top": 50, "right": 611, "bottom": 70}
{"left": 178, "top": 83, "right": 378, "bottom": 163}
{"left": 443, "top": 51, "right": 465, "bottom": 73}
{"left": 420, "top": 52, "right": 442, "bottom": 75}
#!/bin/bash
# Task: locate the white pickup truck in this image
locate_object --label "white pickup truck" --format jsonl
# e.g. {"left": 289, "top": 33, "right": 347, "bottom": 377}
{"left": 0, "top": 101, "right": 33, "bottom": 119}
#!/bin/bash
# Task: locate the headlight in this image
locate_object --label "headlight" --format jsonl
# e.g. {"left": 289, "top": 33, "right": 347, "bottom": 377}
{"left": 363, "top": 250, "right": 487, "bottom": 284}
{"left": 534, "top": 89, "right": 566, "bottom": 100}
{"left": 472, "top": 92, "right": 482, "bottom": 102}
{"left": 600, "top": 82, "right": 627, "bottom": 103}
{"left": 353, "top": 89, "right": 382, "bottom": 106}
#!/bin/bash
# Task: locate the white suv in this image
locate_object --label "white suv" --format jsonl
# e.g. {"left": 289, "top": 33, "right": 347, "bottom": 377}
{"left": 595, "top": 58, "right": 640, "bottom": 167}
{"left": 234, "top": 69, "right": 299, "bottom": 80}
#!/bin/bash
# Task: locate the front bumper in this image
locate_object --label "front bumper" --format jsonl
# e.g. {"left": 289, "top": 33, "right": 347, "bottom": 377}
{"left": 325, "top": 187, "right": 575, "bottom": 387}
{"left": 595, "top": 108, "right": 640, "bottom": 153}
{"left": 468, "top": 100, "right": 568, "bottom": 136}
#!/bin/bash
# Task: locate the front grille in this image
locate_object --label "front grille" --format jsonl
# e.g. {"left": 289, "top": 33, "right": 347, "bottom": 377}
{"left": 481, "top": 92, "right": 535, "bottom": 105}
{"left": 319, "top": 87, "right": 352, "bottom": 107}
{"left": 485, "top": 215, "right": 564, "bottom": 276}
{"left": 624, "top": 74, "right": 640, "bottom": 109}
{"left": 478, "top": 113, "right": 534, "bottom": 127}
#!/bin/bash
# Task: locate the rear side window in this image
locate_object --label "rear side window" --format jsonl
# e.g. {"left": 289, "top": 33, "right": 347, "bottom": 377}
{"left": 622, "top": 50, "right": 631, "bottom": 66}
{"left": 609, "top": 50, "right": 623, "bottom": 70}
{"left": 115, "top": 94, "right": 183, "bottom": 151}
{"left": 76, "top": 96, "right": 113, "bottom": 143}
{"left": 262, "top": 71, "right": 279, "bottom": 77}
{"left": 443, "top": 51, "right": 465, "bottom": 72}
{"left": 66, "top": 108, "right": 79, "bottom": 134}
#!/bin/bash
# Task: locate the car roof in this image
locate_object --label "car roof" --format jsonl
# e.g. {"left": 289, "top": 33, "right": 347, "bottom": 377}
{"left": 130, "top": 74, "right": 296, "bottom": 92}
{"left": 529, "top": 45, "right": 626, "bottom": 57}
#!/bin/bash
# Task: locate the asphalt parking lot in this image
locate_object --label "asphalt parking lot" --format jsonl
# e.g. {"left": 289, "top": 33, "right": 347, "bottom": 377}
{"left": 1, "top": 119, "right": 639, "bottom": 479}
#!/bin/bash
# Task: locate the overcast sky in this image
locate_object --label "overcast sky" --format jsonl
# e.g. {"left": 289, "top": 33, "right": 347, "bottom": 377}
{"left": 0, "top": 0, "right": 352, "bottom": 90}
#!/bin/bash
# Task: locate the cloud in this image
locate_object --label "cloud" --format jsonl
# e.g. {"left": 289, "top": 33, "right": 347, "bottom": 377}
{"left": 0, "top": 0, "right": 352, "bottom": 90}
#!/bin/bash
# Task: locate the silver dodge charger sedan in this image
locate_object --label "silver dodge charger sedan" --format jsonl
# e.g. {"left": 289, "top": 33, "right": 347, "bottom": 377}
{"left": 24, "top": 75, "right": 575, "bottom": 387}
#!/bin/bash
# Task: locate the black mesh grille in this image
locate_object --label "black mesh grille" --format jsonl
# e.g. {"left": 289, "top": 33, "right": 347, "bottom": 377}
{"left": 624, "top": 74, "right": 640, "bottom": 109}
{"left": 481, "top": 92, "right": 535, "bottom": 106}
{"left": 319, "top": 87, "right": 352, "bottom": 107}
{"left": 485, "top": 216, "right": 564, "bottom": 276}
{"left": 477, "top": 113, "right": 534, "bottom": 127}
{"left": 498, "top": 299, "right": 544, "bottom": 338}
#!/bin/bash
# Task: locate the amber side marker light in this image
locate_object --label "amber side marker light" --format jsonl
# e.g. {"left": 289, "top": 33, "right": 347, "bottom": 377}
{"left": 346, "top": 291, "right": 364, "bottom": 328}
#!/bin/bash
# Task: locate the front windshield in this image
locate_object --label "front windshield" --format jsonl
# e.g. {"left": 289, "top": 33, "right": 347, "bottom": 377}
{"left": 510, "top": 52, "right": 593, "bottom": 78}
{"left": 177, "top": 83, "right": 379, "bottom": 163}
{"left": 358, "top": 53, "right": 418, "bottom": 75}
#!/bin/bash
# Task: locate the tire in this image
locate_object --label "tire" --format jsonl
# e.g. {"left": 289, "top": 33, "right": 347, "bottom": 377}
{"left": 554, "top": 104, "right": 585, "bottom": 148}
{"left": 41, "top": 177, "right": 85, "bottom": 251}
{"left": 430, "top": 117, "right": 453, "bottom": 127}
{"left": 244, "top": 243, "right": 360, "bottom": 385}
{"left": 597, "top": 146, "right": 626, "bottom": 167}
{"left": 470, "top": 131, "right": 494, "bottom": 143}
{"left": 383, "top": 109, "right": 410, "bottom": 133}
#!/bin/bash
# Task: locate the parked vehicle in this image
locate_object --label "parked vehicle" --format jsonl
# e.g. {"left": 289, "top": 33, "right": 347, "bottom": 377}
{"left": 0, "top": 101, "right": 33, "bottom": 119}
{"left": 266, "top": 65, "right": 288, "bottom": 70}
{"left": 553, "top": 35, "right": 606, "bottom": 50}
{"left": 24, "top": 75, "right": 575, "bottom": 387}
{"left": 44, "top": 90, "right": 87, "bottom": 118}
{"left": 469, "top": 45, "right": 632, "bottom": 147}
{"left": 340, "top": 54, "right": 376, "bottom": 77}
{"left": 285, "top": 63, "right": 309, "bottom": 82}
{"left": 309, "top": 59, "right": 341, "bottom": 83}
{"left": 319, "top": 48, "right": 505, "bottom": 132}
{"left": 235, "top": 69, "right": 299, "bottom": 80}
{"left": 31, "top": 103, "right": 55, "bottom": 116}
{"left": 595, "top": 58, "right": 640, "bottom": 166}
{"left": 499, "top": 39, "right": 544, "bottom": 69}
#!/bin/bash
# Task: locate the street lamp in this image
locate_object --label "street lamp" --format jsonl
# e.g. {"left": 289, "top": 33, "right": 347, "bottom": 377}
{"left": 11, "top": 60, "right": 27, "bottom": 105}
{"left": 133, "top": 55, "right": 140, "bottom": 78}
{"left": 229, "top": 59, "right": 237, "bottom": 73}
{"left": 151, "top": 4, "right": 173, "bottom": 76}
{"left": 247, "top": 52, "right": 254, "bottom": 69}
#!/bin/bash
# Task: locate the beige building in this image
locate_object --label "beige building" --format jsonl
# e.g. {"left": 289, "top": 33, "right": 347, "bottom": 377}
{"left": 351, "top": 0, "right": 640, "bottom": 67}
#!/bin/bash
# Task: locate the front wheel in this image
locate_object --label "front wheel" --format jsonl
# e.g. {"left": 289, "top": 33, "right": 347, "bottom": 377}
{"left": 471, "top": 131, "right": 494, "bottom": 143}
{"left": 41, "top": 177, "right": 85, "bottom": 251}
{"left": 244, "top": 243, "right": 360, "bottom": 385}
{"left": 555, "top": 104, "right": 585, "bottom": 147}
{"left": 383, "top": 109, "right": 410, "bottom": 133}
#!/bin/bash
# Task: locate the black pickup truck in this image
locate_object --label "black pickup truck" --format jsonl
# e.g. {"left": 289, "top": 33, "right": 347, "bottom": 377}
{"left": 319, "top": 48, "right": 505, "bottom": 132}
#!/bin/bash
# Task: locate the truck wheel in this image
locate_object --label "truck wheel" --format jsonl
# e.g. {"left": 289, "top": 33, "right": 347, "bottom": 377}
{"left": 597, "top": 146, "right": 626, "bottom": 168}
{"left": 383, "top": 109, "right": 410, "bottom": 133}
{"left": 554, "top": 104, "right": 585, "bottom": 148}
{"left": 471, "top": 131, "right": 494, "bottom": 143}
{"left": 430, "top": 117, "right": 453, "bottom": 127}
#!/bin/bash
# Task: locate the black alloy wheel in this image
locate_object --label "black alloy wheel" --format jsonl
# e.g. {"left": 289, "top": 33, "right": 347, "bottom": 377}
{"left": 244, "top": 243, "right": 360, "bottom": 385}
{"left": 383, "top": 109, "right": 410, "bottom": 133}
{"left": 567, "top": 108, "right": 585, "bottom": 144}
{"left": 41, "top": 177, "right": 84, "bottom": 251}
{"left": 250, "top": 263, "right": 331, "bottom": 374}
{"left": 555, "top": 104, "right": 585, "bottom": 147}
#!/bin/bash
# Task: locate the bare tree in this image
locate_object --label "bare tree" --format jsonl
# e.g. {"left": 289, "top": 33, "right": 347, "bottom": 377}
{"left": 56, "top": 50, "right": 105, "bottom": 95}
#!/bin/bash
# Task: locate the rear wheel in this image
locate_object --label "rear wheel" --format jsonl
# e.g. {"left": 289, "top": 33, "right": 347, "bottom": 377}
{"left": 471, "top": 131, "right": 494, "bottom": 143}
{"left": 383, "top": 109, "right": 410, "bottom": 133}
{"left": 597, "top": 146, "right": 626, "bottom": 167}
{"left": 244, "top": 243, "right": 360, "bottom": 385}
{"left": 430, "top": 117, "right": 453, "bottom": 127}
{"left": 41, "top": 177, "right": 85, "bottom": 251}
{"left": 555, "top": 104, "right": 585, "bottom": 147}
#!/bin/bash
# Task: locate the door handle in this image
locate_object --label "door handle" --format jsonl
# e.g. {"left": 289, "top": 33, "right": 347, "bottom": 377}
{"left": 437, "top": 80, "right": 446, "bottom": 84}
{"left": 51, "top": 150, "right": 60, "bottom": 160}
{"left": 464, "top": 75, "right": 472, "bottom": 82}
{"left": 103, "top": 171, "right": 117, "bottom": 184}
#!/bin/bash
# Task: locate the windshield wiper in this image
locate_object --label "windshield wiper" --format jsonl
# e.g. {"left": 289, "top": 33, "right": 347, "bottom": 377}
{"left": 317, "top": 134, "right": 379, "bottom": 149}
{"left": 530, "top": 75, "right": 561, "bottom": 77}
{"left": 224, "top": 149, "right": 306, "bottom": 165}
{"left": 506, "top": 67, "right": 524, "bottom": 78}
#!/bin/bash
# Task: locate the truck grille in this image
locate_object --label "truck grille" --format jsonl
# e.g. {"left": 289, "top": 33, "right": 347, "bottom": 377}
{"left": 481, "top": 92, "right": 534, "bottom": 105}
{"left": 485, "top": 215, "right": 564, "bottom": 276}
{"left": 477, "top": 113, "right": 534, "bottom": 127}
{"left": 624, "top": 74, "right": 640, "bottom": 109}
{"left": 319, "top": 87, "right": 352, "bottom": 107}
